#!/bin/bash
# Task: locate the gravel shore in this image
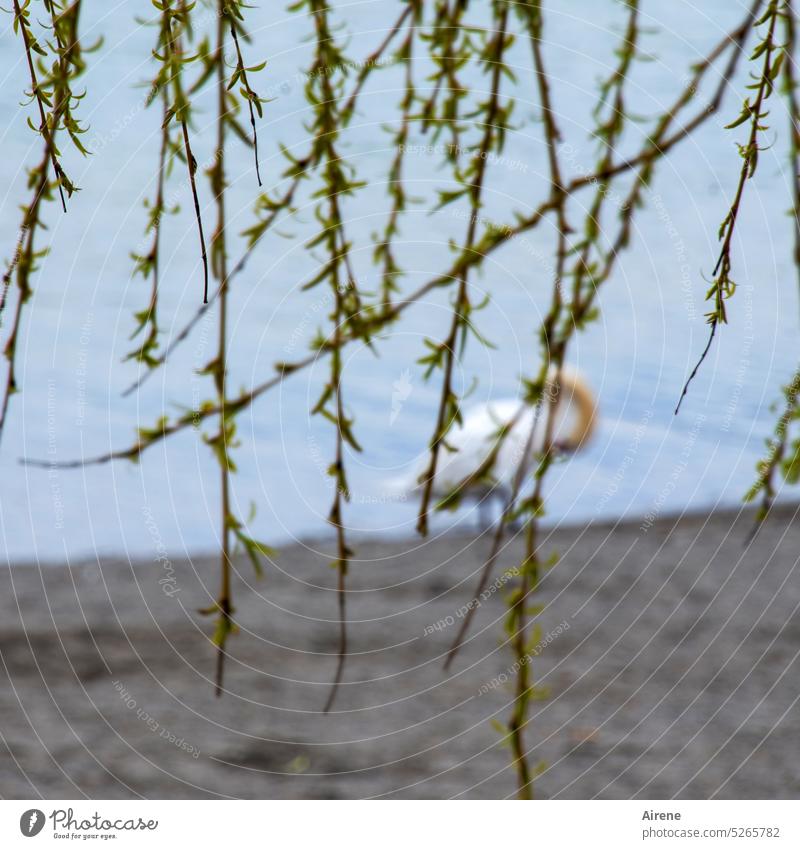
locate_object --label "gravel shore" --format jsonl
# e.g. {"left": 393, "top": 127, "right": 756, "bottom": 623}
{"left": 1, "top": 504, "right": 799, "bottom": 799}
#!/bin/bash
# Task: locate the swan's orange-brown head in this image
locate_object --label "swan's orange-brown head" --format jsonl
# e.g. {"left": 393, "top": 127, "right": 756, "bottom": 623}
{"left": 545, "top": 365, "right": 597, "bottom": 453}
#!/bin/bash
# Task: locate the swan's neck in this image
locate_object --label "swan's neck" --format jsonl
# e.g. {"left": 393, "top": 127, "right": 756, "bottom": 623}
{"left": 554, "top": 370, "right": 596, "bottom": 451}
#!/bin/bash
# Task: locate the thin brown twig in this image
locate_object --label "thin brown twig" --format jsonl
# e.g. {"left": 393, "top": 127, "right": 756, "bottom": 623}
{"left": 782, "top": 0, "right": 800, "bottom": 304}
{"left": 229, "top": 20, "right": 263, "bottom": 187}
{"left": 180, "top": 119, "right": 210, "bottom": 304}
{"left": 340, "top": 4, "right": 412, "bottom": 122}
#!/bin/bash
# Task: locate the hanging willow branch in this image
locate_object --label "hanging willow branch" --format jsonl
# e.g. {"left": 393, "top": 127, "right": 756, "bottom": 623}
{"left": 156, "top": 0, "right": 210, "bottom": 304}
{"left": 782, "top": 0, "right": 800, "bottom": 302}
{"left": 415, "top": 0, "right": 513, "bottom": 537}
{"left": 208, "top": 1, "right": 236, "bottom": 695}
{"left": 294, "top": 0, "right": 372, "bottom": 712}
{"left": 13, "top": 0, "right": 73, "bottom": 211}
{"left": 509, "top": 0, "right": 640, "bottom": 798}
{"left": 441, "top": 0, "right": 572, "bottom": 669}
{"left": 676, "top": 0, "right": 784, "bottom": 413}
{"left": 126, "top": 86, "right": 171, "bottom": 368}
{"left": 126, "top": 3, "right": 183, "bottom": 368}
{"left": 744, "top": 367, "right": 800, "bottom": 540}
{"left": 741, "top": 2, "right": 800, "bottom": 541}
{"left": 420, "top": 0, "right": 472, "bottom": 158}
{"left": 226, "top": 0, "right": 267, "bottom": 186}
{"left": 193, "top": 0, "right": 273, "bottom": 696}
{"left": 2, "top": 0, "right": 89, "bottom": 446}
{"left": 373, "top": 2, "right": 420, "bottom": 310}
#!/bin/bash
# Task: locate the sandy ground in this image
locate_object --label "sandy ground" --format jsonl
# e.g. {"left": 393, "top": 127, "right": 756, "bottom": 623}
{"left": 1, "top": 504, "right": 799, "bottom": 799}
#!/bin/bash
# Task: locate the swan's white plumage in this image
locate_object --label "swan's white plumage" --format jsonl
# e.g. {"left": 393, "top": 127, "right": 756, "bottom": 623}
{"left": 393, "top": 365, "right": 596, "bottom": 504}
{"left": 429, "top": 399, "right": 540, "bottom": 495}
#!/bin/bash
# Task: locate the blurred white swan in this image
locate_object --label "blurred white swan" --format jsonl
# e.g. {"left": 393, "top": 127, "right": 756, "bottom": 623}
{"left": 392, "top": 365, "right": 597, "bottom": 525}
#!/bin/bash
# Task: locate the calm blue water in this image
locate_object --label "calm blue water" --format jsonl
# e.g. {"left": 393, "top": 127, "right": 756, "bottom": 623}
{"left": 1, "top": 0, "right": 797, "bottom": 562}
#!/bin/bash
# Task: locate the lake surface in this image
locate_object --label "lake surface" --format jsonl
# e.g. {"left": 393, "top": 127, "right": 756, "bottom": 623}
{"left": 1, "top": 0, "right": 797, "bottom": 562}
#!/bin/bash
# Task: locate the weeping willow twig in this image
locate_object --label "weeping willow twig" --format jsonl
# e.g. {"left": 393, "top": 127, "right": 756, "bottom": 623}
{"left": 445, "top": 0, "right": 641, "bottom": 671}
{"left": 782, "top": 0, "right": 800, "bottom": 301}
{"left": 416, "top": 0, "right": 513, "bottom": 537}
{"left": 505, "top": 369, "right": 565, "bottom": 799}
{"left": 227, "top": 0, "right": 267, "bottom": 187}
{"left": 741, "top": 2, "right": 800, "bottom": 541}
{"left": 2, "top": 0, "right": 88, "bottom": 446}
{"left": 174, "top": 0, "right": 272, "bottom": 696}
{"left": 126, "top": 1, "right": 184, "bottom": 368}
{"left": 374, "top": 2, "right": 420, "bottom": 309}
{"left": 509, "top": 0, "right": 642, "bottom": 799}
{"left": 320, "top": 303, "right": 354, "bottom": 713}
{"left": 676, "top": 0, "right": 784, "bottom": 414}
{"left": 12, "top": 0, "right": 72, "bottom": 211}
{"left": 9, "top": 0, "right": 796, "bottom": 801}
{"left": 443, "top": 0, "right": 572, "bottom": 672}
{"left": 1, "top": 151, "right": 51, "bottom": 448}
{"left": 201, "top": 1, "right": 237, "bottom": 697}
{"left": 126, "top": 88, "right": 170, "bottom": 368}
{"left": 744, "top": 368, "right": 800, "bottom": 542}
{"left": 420, "top": 0, "right": 472, "bottom": 157}
{"left": 156, "top": 0, "right": 209, "bottom": 304}
{"left": 295, "top": 0, "right": 371, "bottom": 712}
{"left": 3, "top": 0, "right": 87, "bottom": 318}
{"left": 440, "top": 394, "right": 541, "bottom": 671}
